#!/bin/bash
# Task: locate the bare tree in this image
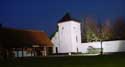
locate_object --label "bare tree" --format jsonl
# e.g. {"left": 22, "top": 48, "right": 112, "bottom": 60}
{"left": 101, "top": 19, "right": 113, "bottom": 41}
{"left": 82, "top": 16, "right": 100, "bottom": 42}
{"left": 112, "top": 17, "right": 125, "bottom": 40}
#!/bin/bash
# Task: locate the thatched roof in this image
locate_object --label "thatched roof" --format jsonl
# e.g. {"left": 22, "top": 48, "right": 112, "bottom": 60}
{"left": 0, "top": 28, "right": 52, "bottom": 48}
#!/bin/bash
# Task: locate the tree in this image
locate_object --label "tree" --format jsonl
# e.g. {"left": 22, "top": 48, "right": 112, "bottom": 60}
{"left": 101, "top": 19, "right": 113, "bottom": 41}
{"left": 82, "top": 16, "right": 100, "bottom": 42}
{"left": 112, "top": 17, "right": 125, "bottom": 40}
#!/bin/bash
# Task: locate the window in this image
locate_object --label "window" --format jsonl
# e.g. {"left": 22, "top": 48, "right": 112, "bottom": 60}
{"left": 76, "top": 36, "right": 78, "bottom": 42}
{"left": 73, "top": 27, "right": 75, "bottom": 29}
{"left": 62, "top": 27, "right": 64, "bottom": 30}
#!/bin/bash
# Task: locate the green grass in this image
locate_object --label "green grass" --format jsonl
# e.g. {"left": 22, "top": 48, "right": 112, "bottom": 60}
{"left": 0, "top": 55, "right": 125, "bottom": 67}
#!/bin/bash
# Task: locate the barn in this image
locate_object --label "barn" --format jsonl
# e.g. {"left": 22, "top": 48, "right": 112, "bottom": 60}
{"left": 0, "top": 27, "right": 52, "bottom": 58}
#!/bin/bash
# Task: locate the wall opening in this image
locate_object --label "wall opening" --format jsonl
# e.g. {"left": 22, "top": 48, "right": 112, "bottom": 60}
{"left": 56, "top": 47, "right": 58, "bottom": 53}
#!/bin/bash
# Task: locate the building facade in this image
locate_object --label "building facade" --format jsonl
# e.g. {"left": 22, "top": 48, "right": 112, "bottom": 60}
{"left": 0, "top": 27, "right": 53, "bottom": 58}
{"left": 52, "top": 13, "right": 81, "bottom": 54}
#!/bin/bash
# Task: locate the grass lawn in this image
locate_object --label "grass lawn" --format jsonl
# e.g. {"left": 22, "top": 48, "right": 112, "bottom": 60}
{"left": 0, "top": 54, "right": 125, "bottom": 67}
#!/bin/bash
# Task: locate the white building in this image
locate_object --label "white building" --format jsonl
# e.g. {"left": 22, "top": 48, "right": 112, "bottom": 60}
{"left": 51, "top": 13, "right": 125, "bottom": 55}
{"left": 51, "top": 13, "right": 81, "bottom": 54}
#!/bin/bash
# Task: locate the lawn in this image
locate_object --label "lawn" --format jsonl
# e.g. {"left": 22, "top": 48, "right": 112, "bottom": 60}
{"left": 0, "top": 54, "right": 125, "bottom": 67}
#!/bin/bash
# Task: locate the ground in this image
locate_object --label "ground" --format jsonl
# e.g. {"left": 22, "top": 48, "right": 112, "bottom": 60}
{"left": 0, "top": 54, "right": 125, "bottom": 67}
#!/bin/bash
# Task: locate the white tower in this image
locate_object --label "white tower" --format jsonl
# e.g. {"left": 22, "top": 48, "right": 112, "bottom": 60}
{"left": 56, "top": 13, "right": 81, "bottom": 54}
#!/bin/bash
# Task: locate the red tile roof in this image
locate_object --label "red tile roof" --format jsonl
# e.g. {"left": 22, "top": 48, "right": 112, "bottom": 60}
{"left": 0, "top": 28, "right": 52, "bottom": 48}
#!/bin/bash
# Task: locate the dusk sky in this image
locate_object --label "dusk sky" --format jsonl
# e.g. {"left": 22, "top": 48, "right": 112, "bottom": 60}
{"left": 0, "top": 0, "right": 125, "bottom": 36}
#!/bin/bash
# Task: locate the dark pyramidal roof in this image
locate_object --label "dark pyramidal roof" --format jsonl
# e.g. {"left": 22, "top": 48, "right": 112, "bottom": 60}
{"left": 58, "top": 13, "right": 80, "bottom": 23}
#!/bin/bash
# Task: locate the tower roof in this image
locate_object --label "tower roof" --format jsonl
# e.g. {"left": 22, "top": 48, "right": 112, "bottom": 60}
{"left": 58, "top": 13, "right": 80, "bottom": 23}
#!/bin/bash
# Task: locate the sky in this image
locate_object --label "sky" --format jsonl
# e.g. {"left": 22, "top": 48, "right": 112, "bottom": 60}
{"left": 0, "top": 0, "right": 125, "bottom": 36}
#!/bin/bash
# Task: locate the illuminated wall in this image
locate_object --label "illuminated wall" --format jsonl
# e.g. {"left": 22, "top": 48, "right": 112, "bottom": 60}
{"left": 80, "top": 40, "right": 125, "bottom": 54}
{"left": 51, "top": 20, "right": 81, "bottom": 53}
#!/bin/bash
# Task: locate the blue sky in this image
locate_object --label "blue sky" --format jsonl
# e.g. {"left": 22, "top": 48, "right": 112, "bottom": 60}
{"left": 0, "top": 0, "right": 125, "bottom": 36}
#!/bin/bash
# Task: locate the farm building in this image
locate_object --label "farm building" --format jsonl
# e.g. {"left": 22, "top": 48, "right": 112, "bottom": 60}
{"left": 0, "top": 26, "right": 52, "bottom": 58}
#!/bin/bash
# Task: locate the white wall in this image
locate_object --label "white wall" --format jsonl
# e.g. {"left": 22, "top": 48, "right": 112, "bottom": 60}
{"left": 51, "top": 32, "right": 59, "bottom": 53}
{"left": 102, "top": 40, "right": 125, "bottom": 53}
{"left": 80, "top": 40, "right": 125, "bottom": 54}
{"left": 55, "top": 21, "right": 81, "bottom": 53}
{"left": 70, "top": 21, "right": 81, "bottom": 52}
{"left": 58, "top": 21, "right": 72, "bottom": 53}
{"left": 80, "top": 42, "right": 101, "bottom": 53}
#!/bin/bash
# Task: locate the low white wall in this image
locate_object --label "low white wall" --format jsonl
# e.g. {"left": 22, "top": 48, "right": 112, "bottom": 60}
{"left": 79, "top": 42, "right": 101, "bottom": 53}
{"left": 102, "top": 40, "right": 125, "bottom": 53}
{"left": 80, "top": 40, "right": 125, "bottom": 53}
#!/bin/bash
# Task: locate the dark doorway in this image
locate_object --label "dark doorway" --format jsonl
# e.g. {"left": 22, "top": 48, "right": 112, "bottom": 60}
{"left": 56, "top": 47, "right": 58, "bottom": 53}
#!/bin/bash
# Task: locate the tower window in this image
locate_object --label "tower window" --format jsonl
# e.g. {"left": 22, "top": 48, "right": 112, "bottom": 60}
{"left": 73, "top": 27, "right": 75, "bottom": 29}
{"left": 76, "top": 36, "right": 78, "bottom": 42}
{"left": 62, "top": 27, "right": 64, "bottom": 30}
